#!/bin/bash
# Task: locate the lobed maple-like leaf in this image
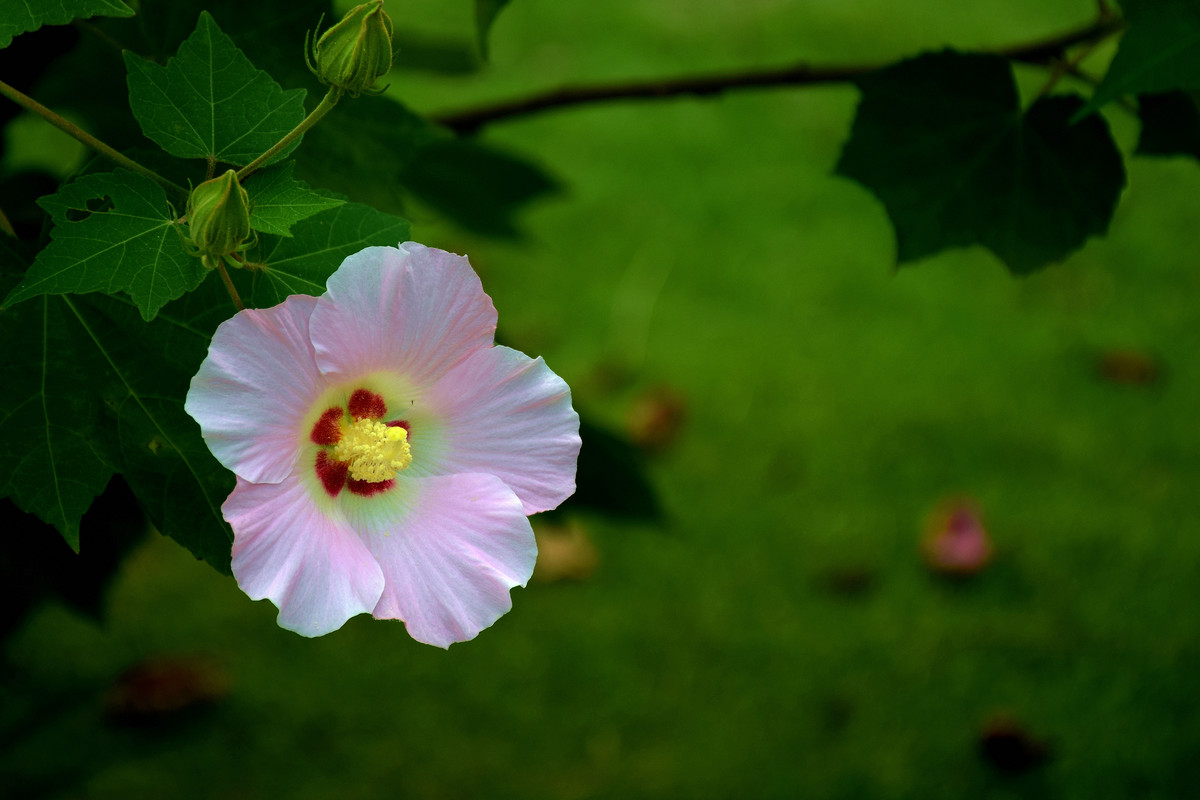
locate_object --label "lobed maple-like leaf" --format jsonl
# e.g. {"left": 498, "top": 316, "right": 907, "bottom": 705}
{"left": 836, "top": 51, "right": 1125, "bottom": 274}
{"left": 242, "top": 202, "right": 411, "bottom": 307}
{"left": 66, "top": 293, "right": 235, "bottom": 573}
{"left": 0, "top": 0, "right": 132, "bottom": 49}
{"left": 124, "top": 11, "right": 306, "bottom": 166}
{"left": 0, "top": 297, "right": 118, "bottom": 550}
{"left": 244, "top": 163, "right": 345, "bottom": 237}
{"left": 3, "top": 169, "right": 204, "bottom": 321}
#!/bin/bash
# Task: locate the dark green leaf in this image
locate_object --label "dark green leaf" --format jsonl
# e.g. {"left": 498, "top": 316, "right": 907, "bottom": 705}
{"left": 129, "top": 0, "right": 331, "bottom": 87}
{"left": 402, "top": 138, "right": 560, "bottom": 238}
{"left": 555, "top": 419, "right": 662, "bottom": 523}
{"left": 0, "top": 0, "right": 132, "bottom": 49}
{"left": 124, "top": 11, "right": 307, "bottom": 166}
{"left": 474, "top": 0, "right": 511, "bottom": 59}
{"left": 1137, "top": 91, "right": 1200, "bottom": 159}
{"left": 0, "top": 479, "right": 147, "bottom": 637}
{"left": 64, "top": 292, "right": 236, "bottom": 573}
{"left": 3, "top": 169, "right": 204, "bottom": 321}
{"left": 293, "top": 94, "right": 436, "bottom": 217}
{"left": 243, "top": 202, "right": 411, "bottom": 307}
{"left": 1085, "top": 0, "right": 1200, "bottom": 114}
{"left": 244, "top": 163, "right": 345, "bottom": 237}
{"left": 392, "top": 31, "right": 481, "bottom": 75}
{"left": 835, "top": 51, "right": 1125, "bottom": 275}
{"left": 0, "top": 297, "right": 118, "bottom": 550}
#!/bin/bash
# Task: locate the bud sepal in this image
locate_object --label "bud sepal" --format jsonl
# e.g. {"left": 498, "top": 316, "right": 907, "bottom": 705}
{"left": 184, "top": 169, "right": 255, "bottom": 270}
{"left": 305, "top": 1, "right": 395, "bottom": 99}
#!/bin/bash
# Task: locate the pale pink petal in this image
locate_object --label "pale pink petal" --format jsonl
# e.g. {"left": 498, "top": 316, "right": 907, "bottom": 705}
{"left": 226, "top": 475, "right": 384, "bottom": 637}
{"left": 186, "top": 295, "right": 324, "bottom": 484}
{"left": 347, "top": 473, "right": 536, "bottom": 648}
{"left": 309, "top": 243, "right": 497, "bottom": 388}
{"left": 421, "top": 346, "right": 580, "bottom": 514}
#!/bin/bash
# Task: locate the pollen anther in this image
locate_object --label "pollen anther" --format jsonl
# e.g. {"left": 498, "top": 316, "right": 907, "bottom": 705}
{"left": 332, "top": 417, "right": 412, "bottom": 482}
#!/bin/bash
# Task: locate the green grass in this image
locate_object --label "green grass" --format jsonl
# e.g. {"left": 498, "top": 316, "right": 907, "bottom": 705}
{"left": 5, "top": 1, "right": 1200, "bottom": 797}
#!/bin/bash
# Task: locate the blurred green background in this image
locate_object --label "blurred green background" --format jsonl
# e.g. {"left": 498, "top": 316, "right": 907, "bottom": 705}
{"left": 5, "top": 0, "right": 1200, "bottom": 797}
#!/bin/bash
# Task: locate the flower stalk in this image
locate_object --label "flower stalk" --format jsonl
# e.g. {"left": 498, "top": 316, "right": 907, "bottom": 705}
{"left": 236, "top": 88, "right": 340, "bottom": 181}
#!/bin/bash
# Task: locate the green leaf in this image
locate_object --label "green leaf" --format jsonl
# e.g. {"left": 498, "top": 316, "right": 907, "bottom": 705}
{"left": 0, "top": 0, "right": 132, "bottom": 49}
{"left": 293, "top": 95, "right": 559, "bottom": 237}
{"left": 130, "top": 0, "right": 332, "bottom": 86}
{"left": 293, "top": 95, "right": 436, "bottom": 216}
{"left": 1085, "top": 0, "right": 1200, "bottom": 114}
{"left": 557, "top": 418, "right": 662, "bottom": 523}
{"left": 835, "top": 51, "right": 1126, "bottom": 275}
{"left": 244, "top": 163, "right": 345, "bottom": 237}
{"left": 0, "top": 252, "right": 235, "bottom": 568}
{"left": 3, "top": 169, "right": 206, "bottom": 321}
{"left": 124, "top": 11, "right": 307, "bottom": 166}
{"left": 474, "top": 0, "right": 511, "bottom": 59}
{"left": 402, "top": 138, "right": 560, "bottom": 237}
{"left": 0, "top": 297, "right": 118, "bottom": 550}
{"left": 64, "top": 292, "right": 236, "bottom": 573}
{"left": 242, "top": 202, "right": 411, "bottom": 307}
{"left": 1137, "top": 91, "right": 1200, "bottom": 160}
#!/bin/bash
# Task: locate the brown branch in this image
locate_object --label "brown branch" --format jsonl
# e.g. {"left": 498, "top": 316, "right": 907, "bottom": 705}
{"left": 434, "top": 15, "right": 1124, "bottom": 134}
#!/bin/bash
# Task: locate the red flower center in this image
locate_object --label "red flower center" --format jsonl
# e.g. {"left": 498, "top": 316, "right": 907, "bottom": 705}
{"left": 310, "top": 389, "right": 411, "bottom": 498}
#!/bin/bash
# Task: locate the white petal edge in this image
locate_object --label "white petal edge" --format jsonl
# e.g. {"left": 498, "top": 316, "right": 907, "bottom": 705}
{"left": 422, "top": 345, "right": 580, "bottom": 514}
{"left": 186, "top": 295, "right": 325, "bottom": 484}
{"left": 349, "top": 473, "right": 536, "bottom": 648}
{"left": 309, "top": 243, "right": 497, "bottom": 389}
{"left": 226, "top": 475, "right": 385, "bottom": 637}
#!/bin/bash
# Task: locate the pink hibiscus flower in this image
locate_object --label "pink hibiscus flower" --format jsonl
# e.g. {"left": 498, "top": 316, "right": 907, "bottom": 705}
{"left": 185, "top": 243, "right": 580, "bottom": 646}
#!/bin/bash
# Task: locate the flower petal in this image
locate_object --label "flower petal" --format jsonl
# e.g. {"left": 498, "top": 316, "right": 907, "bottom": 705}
{"left": 186, "top": 295, "right": 324, "bottom": 483}
{"left": 349, "top": 473, "right": 536, "bottom": 648}
{"left": 423, "top": 346, "right": 580, "bottom": 514}
{"left": 226, "top": 475, "right": 385, "bottom": 637}
{"left": 309, "top": 243, "right": 497, "bottom": 388}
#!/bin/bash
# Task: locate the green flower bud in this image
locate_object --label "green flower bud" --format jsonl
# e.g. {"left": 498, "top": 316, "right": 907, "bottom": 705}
{"left": 307, "top": 1, "right": 394, "bottom": 98}
{"left": 186, "top": 169, "right": 252, "bottom": 269}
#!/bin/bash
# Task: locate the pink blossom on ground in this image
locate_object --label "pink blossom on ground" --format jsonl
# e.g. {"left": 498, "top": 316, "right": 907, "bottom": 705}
{"left": 185, "top": 243, "right": 580, "bottom": 646}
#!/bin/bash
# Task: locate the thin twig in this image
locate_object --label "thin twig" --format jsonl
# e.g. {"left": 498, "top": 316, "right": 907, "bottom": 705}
{"left": 0, "top": 78, "right": 187, "bottom": 198}
{"left": 434, "top": 15, "right": 1125, "bottom": 134}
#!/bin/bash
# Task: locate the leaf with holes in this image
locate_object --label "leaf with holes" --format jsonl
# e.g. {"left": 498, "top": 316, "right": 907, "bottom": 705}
{"left": 836, "top": 51, "right": 1125, "bottom": 274}
{"left": 243, "top": 163, "right": 345, "bottom": 237}
{"left": 1084, "top": 0, "right": 1200, "bottom": 116}
{"left": 2, "top": 169, "right": 204, "bottom": 320}
{"left": 0, "top": 0, "right": 132, "bottom": 49}
{"left": 124, "top": 11, "right": 307, "bottom": 166}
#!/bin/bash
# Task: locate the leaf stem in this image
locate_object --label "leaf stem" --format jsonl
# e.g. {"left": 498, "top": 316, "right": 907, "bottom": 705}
{"left": 0, "top": 78, "right": 187, "bottom": 198}
{"left": 215, "top": 260, "right": 245, "bottom": 311}
{"left": 236, "top": 88, "right": 340, "bottom": 181}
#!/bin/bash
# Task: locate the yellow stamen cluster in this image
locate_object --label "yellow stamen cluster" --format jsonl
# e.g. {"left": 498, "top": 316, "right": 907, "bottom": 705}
{"left": 332, "top": 418, "right": 412, "bottom": 482}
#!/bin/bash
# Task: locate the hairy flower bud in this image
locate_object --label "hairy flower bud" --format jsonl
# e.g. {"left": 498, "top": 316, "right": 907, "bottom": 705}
{"left": 186, "top": 169, "right": 252, "bottom": 269}
{"left": 307, "top": 1, "right": 394, "bottom": 98}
